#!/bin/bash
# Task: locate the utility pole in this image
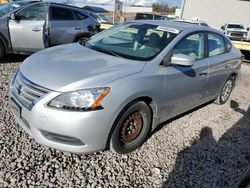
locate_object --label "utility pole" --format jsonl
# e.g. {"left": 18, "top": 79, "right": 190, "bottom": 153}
{"left": 113, "top": 0, "right": 116, "bottom": 25}
{"left": 180, "top": 0, "right": 186, "bottom": 19}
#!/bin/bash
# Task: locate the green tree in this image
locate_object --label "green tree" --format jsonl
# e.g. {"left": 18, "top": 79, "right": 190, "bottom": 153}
{"left": 152, "top": 3, "right": 177, "bottom": 14}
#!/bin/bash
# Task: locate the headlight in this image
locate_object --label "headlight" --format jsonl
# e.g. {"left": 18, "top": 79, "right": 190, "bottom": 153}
{"left": 48, "top": 87, "right": 111, "bottom": 111}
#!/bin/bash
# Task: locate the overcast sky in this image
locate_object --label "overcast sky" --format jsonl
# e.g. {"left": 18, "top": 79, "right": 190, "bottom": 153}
{"left": 78, "top": 0, "right": 182, "bottom": 7}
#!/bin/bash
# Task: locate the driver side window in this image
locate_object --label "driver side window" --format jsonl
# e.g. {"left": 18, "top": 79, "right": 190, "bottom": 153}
{"left": 16, "top": 3, "right": 47, "bottom": 21}
{"left": 173, "top": 33, "right": 205, "bottom": 61}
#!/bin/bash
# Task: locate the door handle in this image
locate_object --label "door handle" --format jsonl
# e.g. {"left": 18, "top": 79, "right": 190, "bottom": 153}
{"left": 199, "top": 70, "right": 208, "bottom": 76}
{"left": 32, "top": 28, "right": 41, "bottom": 32}
{"left": 74, "top": 26, "right": 82, "bottom": 30}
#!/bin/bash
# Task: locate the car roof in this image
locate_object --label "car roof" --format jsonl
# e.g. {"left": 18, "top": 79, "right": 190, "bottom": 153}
{"left": 46, "top": 2, "right": 94, "bottom": 15}
{"left": 130, "top": 20, "right": 215, "bottom": 32}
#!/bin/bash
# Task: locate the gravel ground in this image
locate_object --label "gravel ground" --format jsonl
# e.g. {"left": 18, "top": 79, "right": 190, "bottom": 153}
{"left": 0, "top": 55, "right": 250, "bottom": 188}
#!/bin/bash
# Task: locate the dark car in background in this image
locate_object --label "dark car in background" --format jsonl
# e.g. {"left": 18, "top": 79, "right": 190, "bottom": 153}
{"left": 135, "top": 13, "right": 169, "bottom": 21}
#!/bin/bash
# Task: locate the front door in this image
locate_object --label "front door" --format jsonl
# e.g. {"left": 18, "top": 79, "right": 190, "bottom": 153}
{"left": 9, "top": 2, "right": 49, "bottom": 52}
{"left": 161, "top": 32, "right": 210, "bottom": 121}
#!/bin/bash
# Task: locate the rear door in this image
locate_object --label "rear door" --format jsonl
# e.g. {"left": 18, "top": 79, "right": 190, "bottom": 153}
{"left": 8, "top": 2, "right": 49, "bottom": 52}
{"left": 206, "top": 32, "right": 233, "bottom": 98}
{"left": 49, "top": 5, "right": 84, "bottom": 45}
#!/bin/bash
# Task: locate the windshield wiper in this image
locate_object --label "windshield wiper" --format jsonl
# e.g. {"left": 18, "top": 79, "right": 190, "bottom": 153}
{"left": 98, "top": 48, "right": 123, "bottom": 58}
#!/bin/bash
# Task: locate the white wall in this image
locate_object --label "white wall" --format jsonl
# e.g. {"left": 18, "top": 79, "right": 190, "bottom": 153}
{"left": 182, "top": 0, "right": 250, "bottom": 29}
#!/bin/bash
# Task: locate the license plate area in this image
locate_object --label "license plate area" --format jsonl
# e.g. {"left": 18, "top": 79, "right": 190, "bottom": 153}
{"left": 10, "top": 97, "right": 22, "bottom": 118}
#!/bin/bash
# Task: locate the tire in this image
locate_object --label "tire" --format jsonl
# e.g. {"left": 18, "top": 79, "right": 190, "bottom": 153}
{"left": 109, "top": 101, "right": 152, "bottom": 154}
{"left": 0, "top": 42, "right": 5, "bottom": 61}
{"left": 214, "top": 76, "right": 235, "bottom": 105}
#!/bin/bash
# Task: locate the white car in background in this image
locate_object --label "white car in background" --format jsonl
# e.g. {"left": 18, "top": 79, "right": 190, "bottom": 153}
{"left": 173, "top": 19, "right": 209, "bottom": 27}
{"left": 221, "top": 23, "right": 249, "bottom": 41}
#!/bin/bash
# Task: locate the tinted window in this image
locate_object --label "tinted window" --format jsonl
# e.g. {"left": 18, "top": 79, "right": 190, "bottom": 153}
{"left": 154, "top": 15, "right": 162, "bottom": 20}
{"left": 208, "top": 33, "right": 226, "bottom": 57}
{"left": 17, "top": 3, "right": 47, "bottom": 20}
{"left": 50, "top": 7, "right": 74, "bottom": 20}
{"left": 174, "top": 33, "right": 205, "bottom": 60}
{"left": 74, "top": 11, "right": 87, "bottom": 20}
{"left": 227, "top": 24, "right": 244, "bottom": 29}
{"left": 135, "top": 13, "right": 153, "bottom": 20}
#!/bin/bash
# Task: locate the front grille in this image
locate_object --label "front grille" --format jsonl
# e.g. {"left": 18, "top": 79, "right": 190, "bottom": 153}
{"left": 230, "top": 32, "right": 244, "bottom": 37}
{"left": 12, "top": 72, "right": 49, "bottom": 110}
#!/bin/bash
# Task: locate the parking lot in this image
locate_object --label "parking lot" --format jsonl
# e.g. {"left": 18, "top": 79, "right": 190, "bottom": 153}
{"left": 0, "top": 55, "right": 249, "bottom": 187}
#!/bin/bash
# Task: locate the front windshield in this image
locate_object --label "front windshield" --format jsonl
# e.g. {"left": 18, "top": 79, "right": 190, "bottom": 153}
{"left": 0, "top": 2, "right": 23, "bottom": 17}
{"left": 86, "top": 23, "right": 179, "bottom": 61}
{"left": 228, "top": 24, "right": 244, "bottom": 29}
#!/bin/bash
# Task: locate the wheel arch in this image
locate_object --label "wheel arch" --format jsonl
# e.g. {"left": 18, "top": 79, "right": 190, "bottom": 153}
{"left": 105, "top": 95, "right": 159, "bottom": 149}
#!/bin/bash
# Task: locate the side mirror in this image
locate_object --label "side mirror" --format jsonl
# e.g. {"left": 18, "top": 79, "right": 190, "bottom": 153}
{"left": 247, "top": 27, "right": 249, "bottom": 31}
{"left": 221, "top": 26, "right": 225, "bottom": 30}
{"left": 171, "top": 54, "right": 194, "bottom": 67}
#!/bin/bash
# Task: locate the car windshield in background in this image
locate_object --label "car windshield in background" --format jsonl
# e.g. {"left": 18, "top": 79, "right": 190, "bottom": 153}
{"left": 0, "top": 2, "right": 24, "bottom": 17}
{"left": 86, "top": 23, "right": 179, "bottom": 61}
{"left": 99, "top": 14, "right": 112, "bottom": 22}
{"left": 228, "top": 24, "right": 244, "bottom": 29}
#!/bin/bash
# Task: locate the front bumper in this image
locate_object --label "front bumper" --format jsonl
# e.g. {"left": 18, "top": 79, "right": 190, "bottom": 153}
{"left": 9, "top": 90, "right": 114, "bottom": 154}
{"left": 227, "top": 35, "right": 247, "bottom": 41}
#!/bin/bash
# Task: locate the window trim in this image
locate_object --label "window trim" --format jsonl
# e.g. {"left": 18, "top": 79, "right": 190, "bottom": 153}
{"left": 206, "top": 31, "right": 229, "bottom": 58}
{"left": 172, "top": 31, "right": 207, "bottom": 61}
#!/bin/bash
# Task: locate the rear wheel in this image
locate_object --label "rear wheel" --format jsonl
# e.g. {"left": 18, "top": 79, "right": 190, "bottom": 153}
{"left": 214, "top": 76, "right": 235, "bottom": 105}
{"left": 109, "top": 101, "right": 152, "bottom": 154}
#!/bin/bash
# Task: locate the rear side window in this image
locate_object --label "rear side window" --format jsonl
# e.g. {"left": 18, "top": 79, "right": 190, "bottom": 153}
{"left": 173, "top": 33, "right": 205, "bottom": 61}
{"left": 50, "top": 7, "right": 75, "bottom": 20}
{"left": 208, "top": 33, "right": 226, "bottom": 57}
{"left": 74, "top": 11, "right": 87, "bottom": 20}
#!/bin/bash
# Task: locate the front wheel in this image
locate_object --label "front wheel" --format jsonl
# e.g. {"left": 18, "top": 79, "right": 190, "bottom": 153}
{"left": 214, "top": 76, "right": 235, "bottom": 105}
{"left": 109, "top": 101, "right": 152, "bottom": 154}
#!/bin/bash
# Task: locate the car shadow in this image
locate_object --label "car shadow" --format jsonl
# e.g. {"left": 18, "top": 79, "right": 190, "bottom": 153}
{"left": 162, "top": 100, "right": 250, "bottom": 188}
{"left": 0, "top": 54, "right": 27, "bottom": 64}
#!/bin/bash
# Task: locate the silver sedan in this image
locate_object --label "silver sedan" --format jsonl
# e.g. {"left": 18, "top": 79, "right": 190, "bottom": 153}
{"left": 10, "top": 20, "right": 242, "bottom": 154}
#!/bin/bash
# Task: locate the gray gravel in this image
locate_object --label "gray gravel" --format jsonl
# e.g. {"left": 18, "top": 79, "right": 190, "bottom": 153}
{"left": 1, "top": 55, "right": 250, "bottom": 188}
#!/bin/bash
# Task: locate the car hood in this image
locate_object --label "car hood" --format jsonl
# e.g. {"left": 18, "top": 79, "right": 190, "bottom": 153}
{"left": 20, "top": 43, "right": 145, "bottom": 92}
{"left": 227, "top": 28, "right": 248, "bottom": 33}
